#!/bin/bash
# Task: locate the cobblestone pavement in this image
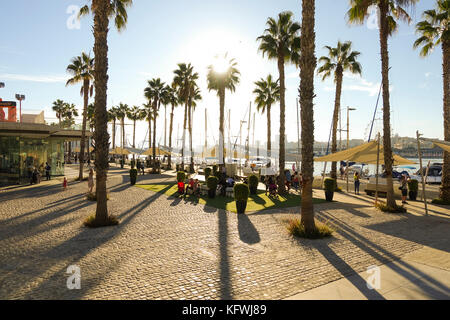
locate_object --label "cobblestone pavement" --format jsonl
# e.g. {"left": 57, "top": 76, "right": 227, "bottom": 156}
{"left": 0, "top": 171, "right": 449, "bottom": 300}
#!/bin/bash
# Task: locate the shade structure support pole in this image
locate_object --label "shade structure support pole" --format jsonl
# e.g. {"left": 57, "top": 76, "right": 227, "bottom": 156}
{"left": 416, "top": 131, "right": 429, "bottom": 216}
{"left": 375, "top": 133, "right": 380, "bottom": 205}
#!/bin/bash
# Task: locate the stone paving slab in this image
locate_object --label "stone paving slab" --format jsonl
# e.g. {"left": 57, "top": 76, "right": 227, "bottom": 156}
{"left": 0, "top": 172, "right": 449, "bottom": 300}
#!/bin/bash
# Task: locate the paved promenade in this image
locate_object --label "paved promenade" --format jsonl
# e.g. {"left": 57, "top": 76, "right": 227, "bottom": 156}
{"left": 0, "top": 169, "right": 449, "bottom": 299}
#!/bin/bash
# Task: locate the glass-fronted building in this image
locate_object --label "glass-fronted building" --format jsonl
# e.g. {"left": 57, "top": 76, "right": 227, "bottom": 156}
{"left": 0, "top": 122, "right": 89, "bottom": 184}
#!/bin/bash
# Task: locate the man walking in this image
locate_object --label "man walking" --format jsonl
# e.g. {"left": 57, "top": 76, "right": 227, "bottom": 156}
{"left": 45, "top": 162, "right": 51, "bottom": 181}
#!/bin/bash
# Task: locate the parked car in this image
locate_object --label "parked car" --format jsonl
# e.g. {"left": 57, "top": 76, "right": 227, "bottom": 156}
{"left": 411, "top": 164, "right": 442, "bottom": 184}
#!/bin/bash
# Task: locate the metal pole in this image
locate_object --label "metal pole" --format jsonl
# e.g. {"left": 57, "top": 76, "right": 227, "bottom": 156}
{"left": 375, "top": 133, "right": 380, "bottom": 205}
{"left": 205, "top": 108, "right": 207, "bottom": 161}
{"left": 296, "top": 98, "right": 301, "bottom": 171}
{"left": 416, "top": 131, "right": 429, "bottom": 216}
{"left": 346, "top": 107, "right": 350, "bottom": 192}
{"left": 246, "top": 102, "right": 251, "bottom": 162}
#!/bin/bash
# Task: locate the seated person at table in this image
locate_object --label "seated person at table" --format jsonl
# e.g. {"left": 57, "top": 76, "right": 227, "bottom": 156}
{"left": 226, "top": 177, "right": 235, "bottom": 188}
{"left": 268, "top": 177, "right": 277, "bottom": 197}
{"left": 193, "top": 179, "right": 200, "bottom": 195}
{"left": 186, "top": 178, "right": 195, "bottom": 195}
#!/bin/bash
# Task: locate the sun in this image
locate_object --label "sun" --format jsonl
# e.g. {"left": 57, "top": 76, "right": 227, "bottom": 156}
{"left": 212, "top": 56, "right": 229, "bottom": 74}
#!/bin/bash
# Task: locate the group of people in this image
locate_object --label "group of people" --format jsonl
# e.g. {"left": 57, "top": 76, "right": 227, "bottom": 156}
{"left": 263, "top": 170, "right": 304, "bottom": 197}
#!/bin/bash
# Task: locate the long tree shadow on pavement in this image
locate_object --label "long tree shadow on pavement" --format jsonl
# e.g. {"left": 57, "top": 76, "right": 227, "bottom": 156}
{"left": 317, "top": 209, "right": 450, "bottom": 298}
{"left": 8, "top": 184, "right": 172, "bottom": 300}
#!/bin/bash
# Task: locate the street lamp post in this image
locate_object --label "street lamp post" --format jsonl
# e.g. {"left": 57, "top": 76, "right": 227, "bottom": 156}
{"left": 346, "top": 107, "right": 357, "bottom": 192}
{"left": 0, "top": 82, "right": 4, "bottom": 88}
{"left": 15, "top": 94, "right": 25, "bottom": 123}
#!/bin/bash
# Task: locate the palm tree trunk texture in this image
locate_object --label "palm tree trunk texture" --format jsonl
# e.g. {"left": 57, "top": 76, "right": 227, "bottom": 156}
{"left": 182, "top": 99, "right": 188, "bottom": 168}
{"left": 153, "top": 103, "right": 157, "bottom": 169}
{"left": 277, "top": 54, "right": 286, "bottom": 194}
{"left": 122, "top": 118, "right": 125, "bottom": 164}
{"left": 219, "top": 88, "right": 225, "bottom": 168}
{"left": 148, "top": 117, "right": 152, "bottom": 151}
{"left": 79, "top": 79, "right": 89, "bottom": 181}
{"left": 379, "top": 0, "right": 396, "bottom": 208}
{"left": 168, "top": 105, "right": 174, "bottom": 168}
{"left": 299, "top": 0, "right": 317, "bottom": 233}
{"left": 267, "top": 104, "right": 272, "bottom": 163}
{"left": 189, "top": 103, "right": 194, "bottom": 173}
{"left": 93, "top": 0, "right": 110, "bottom": 224}
{"left": 132, "top": 119, "right": 136, "bottom": 161}
{"left": 112, "top": 119, "right": 116, "bottom": 149}
{"left": 331, "top": 67, "right": 343, "bottom": 180}
{"left": 441, "top": 39, "right": 450, "bottom": 202}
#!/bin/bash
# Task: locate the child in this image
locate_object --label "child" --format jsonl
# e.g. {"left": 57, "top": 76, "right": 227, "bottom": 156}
{"left": 63, "top": 177, "right": 68, "bottom": 191}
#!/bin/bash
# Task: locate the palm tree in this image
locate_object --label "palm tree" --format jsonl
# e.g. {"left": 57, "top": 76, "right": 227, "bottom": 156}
{"left": 188, "top": 84, "right": 202, "bottom": 172}
{"left": 66, "top": 52, "right": 95, "bottom": 180}
{"left": 207, "top": 53, "right": 240, "bottom": 167}
{"left": 257, "top": 11, "right": 301, "bottom": 194}
{"left": 299, "top": 0, "right": 317, "bottom": 234}
{"left": 141, "top": 102, "right": 153, "bottom": 153}
{"left": 348, "top": 0, "right": 418, "bottom": 209}
{"left": 52, "top": 99, "right": 66, "bottom": 127}
{"left": 144, "top": 78, "right": 166, "bottom": 169}
{"left": 166, "top": 84, "right": 180, "bottom": 168}
{"left": 86, "top": 102, "right": 96, "bottom": 161}
{"left": 116, "top": 103, "right": 129, "bottom": 163}
{"left": 108, "top": 106, "right": 119, "bottom": 149}
{"left": 317, "top": 41, "right": 362, "bottom": 180}
{"left": 127, "top": 105, "right": 144, "bottom": 150}
{"left": 414, "top": 0, "right": 449, "bottom": 202}
{"left": 253, "top": 74, "right": 280, "bottom": 163}
{"left": 63, "top": 103, "right": 80, "bottom": 164}
{"left": 79, "top": 0, "right": 133, "bottom": 226}
{"left": 173, "top": 63, "right": 198, "bottom": 169}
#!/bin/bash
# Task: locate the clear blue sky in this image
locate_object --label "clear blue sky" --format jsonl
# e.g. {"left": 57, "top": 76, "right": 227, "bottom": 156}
{"left": 0, "top": 0, "right": 444, "bottom": 149}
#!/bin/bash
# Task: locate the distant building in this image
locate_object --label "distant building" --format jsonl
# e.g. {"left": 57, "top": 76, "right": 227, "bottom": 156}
{"left": 0, "top": 107, "right": 90, "bottom": 184}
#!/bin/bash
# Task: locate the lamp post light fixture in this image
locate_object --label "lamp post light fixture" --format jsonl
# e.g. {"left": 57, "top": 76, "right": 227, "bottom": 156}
{"left": 346, "top": 107, "right": 357, "bottom": 192}
{"left": 15, "top": 94, "right": 25, "bottom": 123}
{"left": 0, "top": 82, "right": 5, "bottom": 88}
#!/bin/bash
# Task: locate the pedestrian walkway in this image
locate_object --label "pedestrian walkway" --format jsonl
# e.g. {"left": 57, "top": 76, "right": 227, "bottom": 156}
{"left": 286, "top": 246, "right": 450, "bottom": 300}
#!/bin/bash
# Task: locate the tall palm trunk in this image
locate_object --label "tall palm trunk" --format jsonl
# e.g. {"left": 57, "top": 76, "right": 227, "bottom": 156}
{"left": 148, "top": 117, "right": 152, "bottom": 150}
{"left": 300, "top": 0, "right": 317, "bottom": 233}
{"left": 132, "top": 119, "right": 136, "bottom": 161}
{"left": 93, "top": 0, "right": 110, "bottom": 224}
{"left": 153, "top": 101, "right": 158, "bottom": 169}
{"left": 121, "top": 118, "right": 125, "bottom": 164}
{"left": 219, "top": 87, "right": 225, "bottom": 168}
{"left": 441, "top": 39, "right": 450, "bottom": 202}
{"left": 168, "top": 105, "right": 175, "bottom": 168}
{"left": 188, "top": 102, "right": 194, "bottom": 173}
{"left": 379, "top": 0, "right": 396, "bottom": 208}
{"left": 112, "top": 119, "right": 116, "bottom": 149}
{"left": 79, "top": 79, "right": 89, "bottom": 180}
{"left": 267, "top": 104, "right": 272, "bottom": 166}
{"left": 182, "top": 96, "right": 188, "bottom": 168}
{"left": 331, "top": 66, "right": 343, "bottom": 180}
{"left": 277, "top": 54, "right": 286, "bottom": 194}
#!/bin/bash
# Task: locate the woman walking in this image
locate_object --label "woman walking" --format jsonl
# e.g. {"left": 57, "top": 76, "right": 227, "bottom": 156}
{"left": 400, "top": 174, "right": 409, "bottom": 204}
{"left": 354, "top": 172, "right": 360, "bottom": 195}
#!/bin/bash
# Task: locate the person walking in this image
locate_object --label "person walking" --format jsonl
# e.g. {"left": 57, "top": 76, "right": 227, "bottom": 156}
{"left": 63, "top": 177, "right": 68, "bottom": 191}
{"left": 88, "top": 168, "right": 94, "bottom": 194}
{"left": 354, "top": 171, "right": 360, "bottom": 195}
{"left": 45, "top": 162, "right": 51, "bottom": 181}
{"left": 285, "top": 169, "right": 292, "bottom": 192}
{"left": 400, "top": 174, "right": 409, "bottom": 204}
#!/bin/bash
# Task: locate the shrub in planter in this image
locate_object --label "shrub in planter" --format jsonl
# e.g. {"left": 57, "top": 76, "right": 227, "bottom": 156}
{"left": 207, "top": 176, "right": 218, "bottom": 198}
{"left": 130, "top": 168, "right": 138, "bottom": 185}
{"left": 234, "top": 183, "right": 249, "bottom": 214}
{"left": 120, "top": 159, "right": 124, "bottom": 168}
{"left": 131, "top": 159, "right": 136, "bottom": 169}
{"left": 248, "top": 174, "right": 259, "bottom": 195}
{"left": 323, "top": 178, "right": 336, "bottom": 202}
{"left": 212, "top": 165, "right": 218, "bottom": 174}
{"left": 146, "top": 159, "right": 151, "bottom": 168}
{"left": 204, "top": 167, "right": 212, "bottom": 180}
{"left": 407, "top": 179, "right": 419, "bottom": 201}
{"left": 177, "top": 171, "right": 186, "bottom": 183}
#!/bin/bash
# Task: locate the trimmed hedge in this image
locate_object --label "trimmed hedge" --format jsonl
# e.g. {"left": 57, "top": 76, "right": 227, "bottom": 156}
{"left": 323, "top": 178, "right": 337, "bottom": 192}
{"left": 234, "top": 183, "right": 250, "bottom": 201}
{"left": 207, "top": 176, "right": 218, "bottom": 191}
{"left": 177, "top": 171, "right": 186, "bottom": 183}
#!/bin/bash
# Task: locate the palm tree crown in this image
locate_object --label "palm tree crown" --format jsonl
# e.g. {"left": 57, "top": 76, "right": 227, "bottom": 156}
{"left": 207, "top": 53, "right": 240, "bottom": 93}
{"left": 253, "top": 74, "right": 280, "bottom": 114}
{"left": 79, "top": 0, "right": 133, "bottom": 31}
{"left": 413, "top": 0, "right": 449, "bottom": 56}
{"left": 66, "top": 52, "right": 94, "bottom": 92}
{"left": 257, "top": 11, "right": 301, "bottom": 65}
{"left": 317, "top": 41, "right": 362, "bottom": 81}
